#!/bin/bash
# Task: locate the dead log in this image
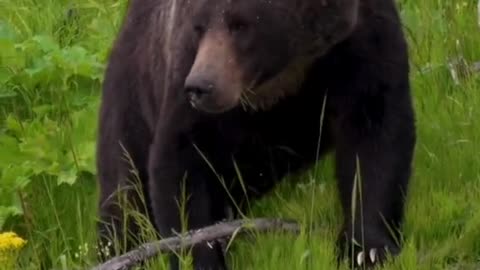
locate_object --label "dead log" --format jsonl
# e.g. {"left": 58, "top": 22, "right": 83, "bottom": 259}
{"left": 91, "top": 218, "right": 301, "bottom": 270}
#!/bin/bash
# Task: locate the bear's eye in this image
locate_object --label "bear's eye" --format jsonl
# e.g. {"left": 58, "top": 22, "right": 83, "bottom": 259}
{"left": 228, "top": 20, "right": 249, "bottom": 33}
{"left": 193, "top": 25, "right": 205, "bottom": 35}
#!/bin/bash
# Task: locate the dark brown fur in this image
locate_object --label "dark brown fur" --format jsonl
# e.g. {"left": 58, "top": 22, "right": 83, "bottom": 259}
{"left": 96, "top": 0, "right": 416, "bottom": 269}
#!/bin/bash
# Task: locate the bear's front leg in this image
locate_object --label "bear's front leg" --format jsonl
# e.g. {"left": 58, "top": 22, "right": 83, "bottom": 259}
{"left": 333, "top": 100, "right": 416, "bottom": 268}
{"left": 148, "top": 118, "right": 227, "bottom": 270}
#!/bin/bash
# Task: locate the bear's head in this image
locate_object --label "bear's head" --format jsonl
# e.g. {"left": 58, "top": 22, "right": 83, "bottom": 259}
{"left": 183, "top": 0, "right": 359, "bottom": 113}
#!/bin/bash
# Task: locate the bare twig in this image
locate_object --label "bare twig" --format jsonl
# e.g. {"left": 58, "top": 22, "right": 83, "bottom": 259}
{"left": 91, "top": 218, "right": 301, "bottom": 270}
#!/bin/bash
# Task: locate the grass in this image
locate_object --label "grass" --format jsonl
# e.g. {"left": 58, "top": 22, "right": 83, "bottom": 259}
{"left": 0, "top": 0, "right": 479, "bottom": 269}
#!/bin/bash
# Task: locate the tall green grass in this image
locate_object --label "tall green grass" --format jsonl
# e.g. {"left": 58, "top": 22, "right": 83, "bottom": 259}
{"left": 0, "top": 0, "right": 479, "bottom": 269}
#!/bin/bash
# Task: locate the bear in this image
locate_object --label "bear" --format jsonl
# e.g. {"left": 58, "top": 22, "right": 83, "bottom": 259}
{"left": 96, "top": 0, "right": 416, "bottom": 269}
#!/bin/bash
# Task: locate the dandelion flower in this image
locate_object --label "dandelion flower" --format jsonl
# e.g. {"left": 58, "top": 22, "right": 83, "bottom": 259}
{"left": 0, "top": 232, "right": 27, "bottom": 251}
{"left": 0, "top": 232, "right": 27, "bottom": 265}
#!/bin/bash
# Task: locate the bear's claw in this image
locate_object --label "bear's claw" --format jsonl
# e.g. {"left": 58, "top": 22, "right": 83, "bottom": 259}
{"left": 356, "top": 250, "right": 365, "bottom": 266}
{"left": 356, "top": 248, "right": 378, "bottom": 266}
{"left": 369, "top": 248, "right": 377, "bottom": 264}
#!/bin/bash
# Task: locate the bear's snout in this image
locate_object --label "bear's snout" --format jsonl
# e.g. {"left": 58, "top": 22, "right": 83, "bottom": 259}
{"left": 183, "top": 70, "right": 240, "bottom": 114}
{"left": 184, "top": 77, "right": 214, "bottom": 108}
{"left": 183, "top": 75, "right": 240, "bottom": 114}
{"left": 184, "top": 30, "right": 243, "bottom": 114}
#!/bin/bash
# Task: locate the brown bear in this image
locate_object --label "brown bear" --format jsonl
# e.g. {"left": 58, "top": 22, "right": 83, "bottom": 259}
{"left": 96, "top": 0, "right": 416, "bottom": 269}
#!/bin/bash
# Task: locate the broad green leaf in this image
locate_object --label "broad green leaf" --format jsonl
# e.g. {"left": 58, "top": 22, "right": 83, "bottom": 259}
{"left": 1, "top": 164, "right": 32, "bottom": 190}
{"left": 31, "top": 35, "right": 59, "bottom": 53}
{"left": 57, "top": 167, "right": 77, "bottom": 185}
{"left": 5, "top": 115, "right": 23, "bottom": 135}
{"left": 75, "top": 141, "right": 96, "bottom": 174}
{"left": 0, "top": 135, "right": 29, "bottom": 166}
{"left": 0, "top": 205, "right": 22, "bottom": 230}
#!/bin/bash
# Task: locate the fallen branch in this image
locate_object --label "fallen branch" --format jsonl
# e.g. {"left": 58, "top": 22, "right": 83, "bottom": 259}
{"left": 91, "top": 218, "right": 301, "bottom": 270}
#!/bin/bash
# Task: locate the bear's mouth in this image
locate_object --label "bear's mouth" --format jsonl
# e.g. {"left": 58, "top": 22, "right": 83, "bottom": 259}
{"left": 187, "top": 91, "right": 241, "bottom": 114}
{"left": 238, "top": 56, "right": 312, "bottom": 111}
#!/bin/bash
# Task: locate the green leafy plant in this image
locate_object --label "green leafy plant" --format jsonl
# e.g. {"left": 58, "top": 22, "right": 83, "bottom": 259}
{"left": 0, "top": 19, "right": 103, "bottom": 229}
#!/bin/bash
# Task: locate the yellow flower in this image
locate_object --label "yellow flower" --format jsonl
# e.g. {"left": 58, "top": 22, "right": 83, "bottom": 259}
{"left": 0, "top": 232, "right": 27, "bottom": 251}
{"left": 0, "top": 231, "right": 27, "bottom": 267}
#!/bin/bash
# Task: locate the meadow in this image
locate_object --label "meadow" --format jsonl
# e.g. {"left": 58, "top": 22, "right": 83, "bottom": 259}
{"left": 0, "top": 0, "right": 479, "bottom": 269}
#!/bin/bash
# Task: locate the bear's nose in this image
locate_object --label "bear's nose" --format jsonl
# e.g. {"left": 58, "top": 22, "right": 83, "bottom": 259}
{"left": 184, "top": 80, "right": 214, "bottom": 103}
